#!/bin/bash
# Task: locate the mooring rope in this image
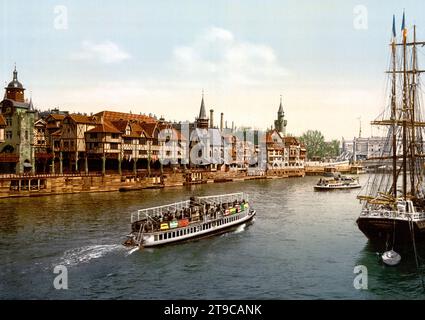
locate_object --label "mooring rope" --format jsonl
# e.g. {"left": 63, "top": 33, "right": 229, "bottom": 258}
{"left": 408, "top": 216, "right": 425, "bottom": 292}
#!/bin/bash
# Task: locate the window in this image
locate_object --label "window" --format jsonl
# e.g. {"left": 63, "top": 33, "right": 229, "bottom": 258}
{"left": 139, "top": 150, "right": 147, "bottom": 155}
{"left": 90, "top": 133, "right": 97, "bottom": 139}
{"left": 111, "top": 133, "right": 119, "bottom": 139}
{"left": 159, "top": 234, "right": 163, "bottom": 241}
{"left": 6, "top": 131, "right": 12, "bottom": 139}
{"left": 166, "top": 151, "right": 171, "bottom": 156}
{"left": 110, "top": 143, "right": 119, "bottom": 150}
{"left": 6, "top": 117, "right": 12, "bottom": 126}
{"left": 154, "top": 235, "right": 158, "bottom": 241}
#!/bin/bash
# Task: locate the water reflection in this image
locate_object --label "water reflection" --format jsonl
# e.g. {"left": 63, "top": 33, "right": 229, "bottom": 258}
{"left": 356, "top": 241, "right": 425, "bottom": 298}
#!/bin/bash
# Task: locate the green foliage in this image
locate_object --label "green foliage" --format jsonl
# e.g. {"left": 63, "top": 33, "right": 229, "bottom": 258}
{"left": 299, "top": 130, "right": 340, "bottom": 160}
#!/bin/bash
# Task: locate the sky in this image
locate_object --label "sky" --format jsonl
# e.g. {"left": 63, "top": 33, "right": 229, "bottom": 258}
{"left": 2, "top": 0, "right": 425, "bottom": 140}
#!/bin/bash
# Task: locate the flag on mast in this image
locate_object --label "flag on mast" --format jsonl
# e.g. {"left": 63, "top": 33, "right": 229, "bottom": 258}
{"left": 401, "top": 10, "right": 407, "bottom": 40}
{"left": 392, "top": 14, "right": 397, "bottom": 39}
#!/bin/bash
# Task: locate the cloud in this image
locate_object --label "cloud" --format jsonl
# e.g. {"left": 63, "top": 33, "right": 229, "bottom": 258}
{"left": 173, "top": 26, "right": 287, "bottom": 87}
{"left": 71, "top": 41, "right": 131, "bottom": 64}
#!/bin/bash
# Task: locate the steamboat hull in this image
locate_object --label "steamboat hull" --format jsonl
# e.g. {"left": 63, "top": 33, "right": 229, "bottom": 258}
{"left": 356, "top": 216, "right": 425, "bottom": 244}
{"left": 142, "top": 211, "right": 256, "bottom": 248}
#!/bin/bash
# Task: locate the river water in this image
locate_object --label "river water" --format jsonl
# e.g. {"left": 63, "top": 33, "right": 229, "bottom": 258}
{"left": 0, "top": 175, "right": 424, "bottom": 299}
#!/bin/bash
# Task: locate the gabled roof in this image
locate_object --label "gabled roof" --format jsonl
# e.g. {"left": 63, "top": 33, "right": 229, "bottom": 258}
{"left": 266, "top": 130, "right": 283, "bottom": 143}
{"left": 34, "top": 119, "right": 46, "bottom": 127}
{"left": 157, "top": 124, "right": 187, "bottom": 141}
{"left": 66, "top": 114, "right": 98, "bottom": 124}
{"left": 141, "top": 122, "right": 159, "bottom": 138}
{"left": 111, "top": 119, "right": 150, "bottom": 138}
{"left": 86, "top": 121, "right": 121, "bottom": 134}
{"left": 95, "top": 111, "right": 156, "bottom": 123}
{"left": 0, "top": 114, "right": 6, "bottom": 127}
{"left": 46, "top": 114, "right": 66, "bottom": 121}
{"left": 284, "top": 136, "right": 300, "bottom": 146}
{"left": 110, "top": 120, "right": 129, "bottom": 132}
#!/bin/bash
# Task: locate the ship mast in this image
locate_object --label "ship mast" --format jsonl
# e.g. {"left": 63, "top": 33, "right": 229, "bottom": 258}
{"left": 410, "top": 25, "right": 417, "bottom": 197}
{"left": 391, "top": 16, "right": 398, "bottom": 198}
{"left": 402, "top": 18, "right": 408, "bottom": 201}
{"left": 359, "top": 15, "right": 425, "bottom": 206}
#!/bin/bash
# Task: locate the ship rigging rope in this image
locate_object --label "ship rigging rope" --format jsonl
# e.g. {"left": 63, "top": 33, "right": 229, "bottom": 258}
{"left": 408, "top": 216, "right": 425, "bottom": 292}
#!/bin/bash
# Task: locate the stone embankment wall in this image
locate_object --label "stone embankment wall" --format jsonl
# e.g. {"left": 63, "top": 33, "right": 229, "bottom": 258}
{"left": 0, "top": 168, "right": 308, "bottom": 199}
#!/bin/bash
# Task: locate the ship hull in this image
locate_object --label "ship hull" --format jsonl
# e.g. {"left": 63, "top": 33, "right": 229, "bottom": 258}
{"left": 143, "top": 211, "right": 256, "bottom": 248}
{"left": 356, "top": 216, "right": 425, "bottom": 244}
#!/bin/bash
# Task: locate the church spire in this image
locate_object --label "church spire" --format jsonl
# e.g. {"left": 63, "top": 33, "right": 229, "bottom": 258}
{"left": 274, "top": 95, "right": 287, "bottom": 136}
{"left": 196, "top": 90, "right": 209, "bottom": 129}
{"left": 278, "top": 95, "right": 284, "bottom": 114}
{"left": 198, "top": 90, "right": 207, "bottom": 120}
{"left": 13, "top": 64, "right": 18, "bottom": 82}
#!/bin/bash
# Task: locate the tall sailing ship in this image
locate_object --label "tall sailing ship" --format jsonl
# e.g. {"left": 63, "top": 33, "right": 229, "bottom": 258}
{"left": 357, "top": 14, "right": 425, "bottom": 244}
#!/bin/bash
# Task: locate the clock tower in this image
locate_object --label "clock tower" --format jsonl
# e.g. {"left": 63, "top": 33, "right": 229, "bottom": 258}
{"left": 5, "top": 66, "right": 25, "bottom": 103}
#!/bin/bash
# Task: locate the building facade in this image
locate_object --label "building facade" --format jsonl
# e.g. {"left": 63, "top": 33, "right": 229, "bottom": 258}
{"left": 341, "top": 136, "right": 388, "bottom": 162}
{"left": 0, "top": 115, "right": 6, "bottom": 143}
{"left": 0, "top": 67, "right": 36, "bottom": 173}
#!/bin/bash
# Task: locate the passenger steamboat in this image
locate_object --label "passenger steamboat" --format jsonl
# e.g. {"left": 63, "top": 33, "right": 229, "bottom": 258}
{"left": 124, "top": 192, "right": 256, "bottom": 248}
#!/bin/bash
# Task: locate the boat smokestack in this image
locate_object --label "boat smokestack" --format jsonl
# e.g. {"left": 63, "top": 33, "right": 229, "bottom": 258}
{"left": 220, "top": 112, "right": 224, "bottom": 131}
{"left": 210, "top": 109, "right": 214, "bottom": 128}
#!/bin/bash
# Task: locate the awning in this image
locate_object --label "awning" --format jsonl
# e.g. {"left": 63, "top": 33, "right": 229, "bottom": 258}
{"left": 23, "top": 162, "right": 33, "bottom": 168}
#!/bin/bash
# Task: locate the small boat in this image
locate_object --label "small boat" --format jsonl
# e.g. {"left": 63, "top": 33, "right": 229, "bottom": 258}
{"left": 123, "top": 192, "right": 256, "bottom": 248}
{"left": 381, "top": 250, "right": 401, "bottom": 266}
{"left": 314, "top": 174, "right": 361, "bottom": 191}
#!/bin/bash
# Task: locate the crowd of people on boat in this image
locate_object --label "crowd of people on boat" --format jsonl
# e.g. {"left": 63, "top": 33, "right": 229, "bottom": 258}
{"left": 132, "top": 197, "right": 248, "bottom": 233}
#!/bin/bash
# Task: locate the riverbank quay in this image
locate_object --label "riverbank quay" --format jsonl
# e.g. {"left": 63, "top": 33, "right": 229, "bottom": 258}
{"left": 0, "top": 167, "right": 306, "bottom": 199}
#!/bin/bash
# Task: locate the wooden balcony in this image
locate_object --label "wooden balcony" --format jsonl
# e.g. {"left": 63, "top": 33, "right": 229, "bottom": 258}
{"left": 0, "top": 153, "right": 19, "bottom": 163}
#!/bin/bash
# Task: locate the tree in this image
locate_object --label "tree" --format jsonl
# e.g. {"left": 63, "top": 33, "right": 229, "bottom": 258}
{"left": 299, "top": 131, "right": 340, "bottom": 160}
{"left": 325, "top": 139, "right": 341, "bottom": 158}
{"left": 299, "top": 130, "right": 326, "bottom": 159}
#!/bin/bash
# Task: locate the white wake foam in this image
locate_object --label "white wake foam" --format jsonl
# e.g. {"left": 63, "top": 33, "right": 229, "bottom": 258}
{"left": 233, "top": 223, "right": 246, "bottom": 234}
{"left": 60, "top": 244, "right": 127, "bottom": 266}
